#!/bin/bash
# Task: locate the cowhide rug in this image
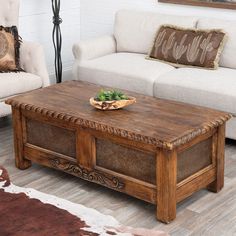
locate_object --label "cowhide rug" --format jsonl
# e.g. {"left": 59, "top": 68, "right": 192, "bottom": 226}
{"left": 0, "top": 166, "right": 168, "bottom": 236}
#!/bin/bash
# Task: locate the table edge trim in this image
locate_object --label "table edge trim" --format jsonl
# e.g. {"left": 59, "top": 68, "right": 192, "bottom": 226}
{"left": 5, "top": 99, "right": 232, "bottom": 150}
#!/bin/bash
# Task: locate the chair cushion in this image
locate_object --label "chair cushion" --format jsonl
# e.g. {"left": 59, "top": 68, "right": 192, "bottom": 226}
{"left": 154, "top": 67, "right": 236, "bottom": 114}
{"left": 0, "top": 72, "right": 42, "bottom": 100}
{"left": 76, "top": 53, "right": 175, "bottom": 96}
{"left": 0, "top": 102, "right": 11, "bottom": 117}
{"left": 197, "top": 18, "right": 236, "bottom": 69}
{"left": 114, "top": 10, "right": 197, "bottom": 54}
{"left": 0, "top": 0, "right": 19, "bottom": 27}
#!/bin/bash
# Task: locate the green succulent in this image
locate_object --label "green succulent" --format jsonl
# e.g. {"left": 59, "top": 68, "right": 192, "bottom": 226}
{"left": 95, "top": 89, "right": 128, "bottom": 101}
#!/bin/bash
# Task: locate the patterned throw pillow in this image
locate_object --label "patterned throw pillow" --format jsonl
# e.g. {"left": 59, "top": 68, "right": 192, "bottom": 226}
{"left": 0, "top": 26, "right": 22, "bottom": 72}
{"left": 147, "top": 25, "right": 227, "bottom": 69}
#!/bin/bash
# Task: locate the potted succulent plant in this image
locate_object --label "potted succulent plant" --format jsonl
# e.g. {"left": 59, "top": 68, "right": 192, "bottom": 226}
{"left": 90, "top": 89, "right": 136, "bottom": 110}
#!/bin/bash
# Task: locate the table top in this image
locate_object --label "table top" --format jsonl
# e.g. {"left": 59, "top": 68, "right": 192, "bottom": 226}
{"left": 6, "top": 81, "right": 232, "bottom": 150}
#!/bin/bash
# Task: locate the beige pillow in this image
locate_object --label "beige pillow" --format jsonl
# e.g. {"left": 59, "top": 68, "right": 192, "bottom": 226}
{"left": 0, "top": 26, "right": 22, "bottom": 72}
{"left": 147, "top": 25, "right": 227, "bottom": 69}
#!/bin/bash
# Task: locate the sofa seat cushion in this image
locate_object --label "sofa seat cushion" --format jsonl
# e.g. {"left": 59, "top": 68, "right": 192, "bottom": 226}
{"left": 76, "top": 53, "right": 175, "bottom": 96}
{"left": 0, "top": 72, "right": 42, "bottom": 100}
{"left": 0, "top": 102, "right": 11, "bottom": 117}
{"left": 154, "top": 67, "right": 236, "bottom": 114}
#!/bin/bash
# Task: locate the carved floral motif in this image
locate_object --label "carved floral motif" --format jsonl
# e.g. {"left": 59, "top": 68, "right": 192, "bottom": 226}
{"left": 50, "top": 158, "right": 125, "bottom": 190}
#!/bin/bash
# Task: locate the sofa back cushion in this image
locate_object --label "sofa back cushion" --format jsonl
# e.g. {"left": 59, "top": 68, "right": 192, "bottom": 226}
{"left": 0, "top": 0, "right": 20, "bottom": 27}
{"left": 197, "top": 18, "right": 236, "bottom": 69}
{"left": 114, "top": 10, "right": 198, "bottom": 54}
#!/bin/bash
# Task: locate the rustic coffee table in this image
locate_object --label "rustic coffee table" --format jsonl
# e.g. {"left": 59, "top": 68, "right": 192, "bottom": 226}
{"left": 6, "top": 81, "right": 231, "bottom": 223}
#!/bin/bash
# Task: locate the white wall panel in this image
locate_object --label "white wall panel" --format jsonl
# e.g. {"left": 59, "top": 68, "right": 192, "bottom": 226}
{"left": 80, "top": 0, "right": 236, "bottom": 40}
{"left": 19, "top": 0, "right": 80, "bottom": 81}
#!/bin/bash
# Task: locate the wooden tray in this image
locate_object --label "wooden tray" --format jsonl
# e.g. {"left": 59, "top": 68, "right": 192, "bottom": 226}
{"left": 89, "top": 96, "right": 136, "bottom": 110}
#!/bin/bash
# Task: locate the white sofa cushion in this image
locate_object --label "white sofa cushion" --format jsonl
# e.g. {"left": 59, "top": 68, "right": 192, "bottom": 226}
{"left": 154, "top": 67, "right": 236, "bottom": 114}
{"left": 76, "top": 53, "right": 175, "bottom": 96}
{"left": 73, "top": 36, "right": 116, "bottom": 61}
{"left": 114, "top": 10, "right": 197, "bottom": 54}
{"left": 197, "top": 18, "right": 236, "bottom": 69}
{"left": 0, "top": 102, "right": 11, "bottom": 117}
{"left": 0, "top": 72, "right": 42, "bottom": 101}
{"left": 0, "top": 0, "right": 19, "bottom": 27}
{"left": 20, "top": 41, "right": 50, "bottom": 87}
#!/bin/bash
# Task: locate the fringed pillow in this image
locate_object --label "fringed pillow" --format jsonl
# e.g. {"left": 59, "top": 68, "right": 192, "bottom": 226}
{"left": 147, "top": 25, "right": 227, "bottom": 69}
{"left": 0, "top": 26, "right": 23, "bottom": 73}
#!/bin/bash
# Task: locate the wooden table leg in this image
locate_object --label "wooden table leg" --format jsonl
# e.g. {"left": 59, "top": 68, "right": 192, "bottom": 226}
{"left": 157, "top": 149, "right": 177, "bottom": 223}
{"left": 208, "top": 124, "right": 226, "bottom": 193}
{"left": 12, "top": 108, "right": 31, "bottom": 170}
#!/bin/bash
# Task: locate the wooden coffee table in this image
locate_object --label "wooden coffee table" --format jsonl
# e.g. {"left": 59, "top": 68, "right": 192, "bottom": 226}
{"left": 6, "top": 81, "right": 231, "bottom": 223}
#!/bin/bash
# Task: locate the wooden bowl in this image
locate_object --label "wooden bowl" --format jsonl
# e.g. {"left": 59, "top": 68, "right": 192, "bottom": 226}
{"left": 90, "top": 96, "right": 136, "bottom": 110}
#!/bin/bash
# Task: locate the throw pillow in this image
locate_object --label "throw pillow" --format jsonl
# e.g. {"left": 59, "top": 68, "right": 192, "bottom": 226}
{"left": 0, "top": 26, "right": 22, "bottom": 72}
{"left": 147, "top": 25, "right": 227, "bottom": 69}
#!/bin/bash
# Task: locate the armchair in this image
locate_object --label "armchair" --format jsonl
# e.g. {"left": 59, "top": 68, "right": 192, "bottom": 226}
{"left": 0, "top": 0, "right": 50, "bottom": 117}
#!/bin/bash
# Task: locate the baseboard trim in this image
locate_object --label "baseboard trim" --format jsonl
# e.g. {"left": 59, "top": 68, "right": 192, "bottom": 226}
{"left": 49, "top": 67, "right": 73, "bottom": 84}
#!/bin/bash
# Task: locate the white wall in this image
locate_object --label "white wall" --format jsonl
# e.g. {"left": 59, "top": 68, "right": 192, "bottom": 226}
{"left": 80, "top": 0, "right": 236, "bottom": 40}
{"left": 19, "top": 0, "right": 80, "bottom": 82}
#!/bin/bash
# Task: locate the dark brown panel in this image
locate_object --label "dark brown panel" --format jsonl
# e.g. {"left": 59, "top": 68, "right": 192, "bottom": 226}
{"left": 96, "top": 138, "right": 156, "bottom": 184}
{"left": 177, "top": 137, "right": 212, "bottom": 183}
{"left": 26, "top": 119, "right": 76, "bottom": 158}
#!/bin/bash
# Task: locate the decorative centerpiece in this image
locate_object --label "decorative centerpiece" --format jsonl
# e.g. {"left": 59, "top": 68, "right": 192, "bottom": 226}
{"left": 90, "top": 89, "right": 136, "bottom": 110}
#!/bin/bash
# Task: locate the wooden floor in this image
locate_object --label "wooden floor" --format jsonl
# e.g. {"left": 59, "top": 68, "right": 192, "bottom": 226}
{"left": 1, "top": 116, "right": 236, "bottom": 236}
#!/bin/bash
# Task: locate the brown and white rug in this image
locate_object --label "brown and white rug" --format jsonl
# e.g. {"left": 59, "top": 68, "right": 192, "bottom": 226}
{"left": 0, "top": 166, "right": 168, "bottom": 236}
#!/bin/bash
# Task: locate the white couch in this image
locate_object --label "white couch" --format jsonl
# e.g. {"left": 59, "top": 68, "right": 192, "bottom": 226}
{"left": 0, "top": 0, "right": 49, "bottom": 117}
{"left": 73, "top": 10, "right": 236, "bottom": 140}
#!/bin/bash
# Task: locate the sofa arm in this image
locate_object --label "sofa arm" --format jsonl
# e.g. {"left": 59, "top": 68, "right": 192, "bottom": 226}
{"left": 72, "top": 35, "right": 117, "bottom": 61}
{"left": 20, "top": 41, "right": 50, "bottom": 87}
